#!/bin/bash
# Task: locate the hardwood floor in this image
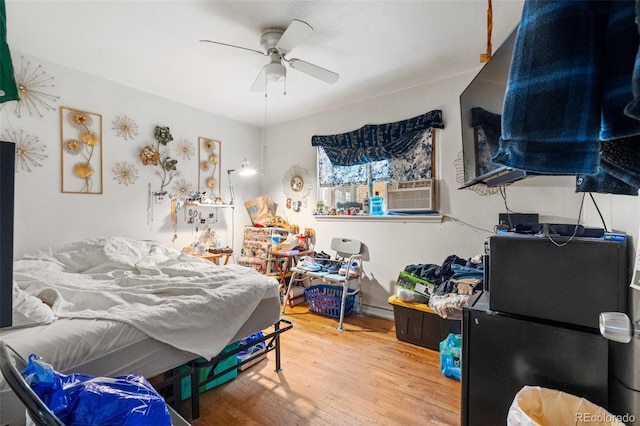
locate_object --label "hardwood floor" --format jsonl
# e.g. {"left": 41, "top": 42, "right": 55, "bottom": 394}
{"left": 180, "top": 304, "right": 462, "bottom": 425}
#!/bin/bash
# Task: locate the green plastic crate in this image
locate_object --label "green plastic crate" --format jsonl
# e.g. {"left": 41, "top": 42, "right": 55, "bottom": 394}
{"left": 180, "top": 342, "right": 239, "bottom": 401}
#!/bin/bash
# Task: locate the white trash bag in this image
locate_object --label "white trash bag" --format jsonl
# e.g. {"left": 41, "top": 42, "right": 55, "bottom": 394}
{"left": 507, "top": 386, "right": 626, "bottom": 426}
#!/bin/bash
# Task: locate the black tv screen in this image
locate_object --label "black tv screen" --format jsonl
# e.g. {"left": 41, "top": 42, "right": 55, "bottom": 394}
{"left": 459, "top": 26, "right": 526, "bottom": 188}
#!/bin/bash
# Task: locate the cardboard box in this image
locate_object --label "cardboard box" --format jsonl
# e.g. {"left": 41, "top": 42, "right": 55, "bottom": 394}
{"left": 388, "top": 295, "right": 460, "bottom": 350}
{"left": 395, "top": 271, "right": 435, "bottom": 298}
{"left": 238, "top": 347, "right": 267, "bottom": 371}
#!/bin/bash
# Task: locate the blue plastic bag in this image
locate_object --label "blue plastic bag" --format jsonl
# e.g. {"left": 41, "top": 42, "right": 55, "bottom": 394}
{"left": 439, "top": 333, "right": 462, "bottom": 381}
{"left": 22, "top": 354, "right": 171, "bottom": 425}
{"left": 238, "top": 332, "right": 266, "bottom": 361}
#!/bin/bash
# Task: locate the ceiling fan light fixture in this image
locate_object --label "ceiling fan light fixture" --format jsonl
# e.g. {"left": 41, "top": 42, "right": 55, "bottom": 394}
{"left": 265, "top": 62, "right": 286, "bottom": 82}
{"left": 202, "top": 19, "right": 339, "bottom": 93}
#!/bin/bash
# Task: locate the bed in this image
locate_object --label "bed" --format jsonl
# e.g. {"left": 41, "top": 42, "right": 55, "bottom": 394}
{"left": 0, "top": 236, "right": 290, "bottom": 425}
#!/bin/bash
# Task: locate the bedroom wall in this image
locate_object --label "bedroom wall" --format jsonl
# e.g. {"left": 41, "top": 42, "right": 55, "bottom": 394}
{"left": 2, "top": 51, "right": 263, "bottom": 258}
{"left": 260, "top": 71, "right": 640, "bottom": 319}
{"left": 3, "top": 50, "right": 638, "bottom": 321}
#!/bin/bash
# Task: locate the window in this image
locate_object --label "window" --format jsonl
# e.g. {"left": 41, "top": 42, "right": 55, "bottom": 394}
{"left": 315, "top": 127, "right": 437, "bottom": 214}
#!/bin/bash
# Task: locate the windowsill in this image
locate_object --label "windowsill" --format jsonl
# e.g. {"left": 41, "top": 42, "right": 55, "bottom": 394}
{"left": 313, "top": 214, "right": 443, "bottom": 223}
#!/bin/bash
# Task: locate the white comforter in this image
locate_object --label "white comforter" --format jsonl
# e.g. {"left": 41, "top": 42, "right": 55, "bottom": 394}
{"left": 12, "top": 236, "right": 279, "bottom": 359}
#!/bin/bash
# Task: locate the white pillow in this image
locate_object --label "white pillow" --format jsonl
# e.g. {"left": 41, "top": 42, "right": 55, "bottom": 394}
{"left": 12, "top": 280, "right": 57, "bottom": 326}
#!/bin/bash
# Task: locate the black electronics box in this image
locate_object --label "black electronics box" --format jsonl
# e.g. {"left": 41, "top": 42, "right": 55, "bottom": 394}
{"left": 488, "top": 233, "right": 628, "bottom": 330}
{"left": 498, "top": 213, "right": 538, "bottom": 228}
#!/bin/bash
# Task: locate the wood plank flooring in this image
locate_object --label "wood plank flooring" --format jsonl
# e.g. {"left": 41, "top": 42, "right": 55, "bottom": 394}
{"left": 180, "top": 304, "right": 462, "bottom": 425}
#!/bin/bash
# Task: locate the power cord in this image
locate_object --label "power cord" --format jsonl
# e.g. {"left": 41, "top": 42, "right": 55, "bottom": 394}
{"left": 588, "top": 192, "right": 609, "bottom": 233}
{"left": 442, "top": 215, "right": 494, "bottom": 234}
{"left": 499, "top": 185, "right": 517, "bottom": 229}
{"left": 544, "top": 192, "right": 585, "bottom": 247}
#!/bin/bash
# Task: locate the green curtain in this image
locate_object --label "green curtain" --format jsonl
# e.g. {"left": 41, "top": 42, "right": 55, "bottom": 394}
{"left": 0, "top": 0, "right": 18, "bottom": 104}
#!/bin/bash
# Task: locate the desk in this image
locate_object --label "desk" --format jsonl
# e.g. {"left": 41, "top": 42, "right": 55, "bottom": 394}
{"left": 196, "top": 252, "right": 232, "bottom": 265}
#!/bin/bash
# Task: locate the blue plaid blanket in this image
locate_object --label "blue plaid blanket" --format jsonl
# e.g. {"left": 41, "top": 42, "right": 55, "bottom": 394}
{"left": 494, "top": 0, "right": 640, "bottom": 194}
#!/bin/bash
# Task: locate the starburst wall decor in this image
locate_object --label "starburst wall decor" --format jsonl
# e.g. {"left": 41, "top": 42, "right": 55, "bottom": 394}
{"left": 10, "top": 56, "right": 60, "bottom": 118}
{"left": 112, "top": 115, "right": 139, "bottom": 141}
{"left": 2, "top": 128, "right": 47, "bottom": 172}
{"left": 176, "top": 138, "right": 194, "bottom": 160}
{"left": 112, "top": 161, "right": 139, "bottom": 186}
{"left": 172, "top": 178, "right": 193, "bottom": 200}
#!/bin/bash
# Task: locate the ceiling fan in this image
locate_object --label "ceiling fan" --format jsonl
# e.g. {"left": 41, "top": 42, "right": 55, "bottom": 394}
{"left": 200, "top": 19, "right": 339, "bottom": 93}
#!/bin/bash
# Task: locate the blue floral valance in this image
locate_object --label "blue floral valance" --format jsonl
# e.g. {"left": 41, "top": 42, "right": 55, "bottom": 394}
{"left": 311, "top": 109, "right": 444, "bottom": 166}
{"left": 317, "top": 128, "right": 435, "bottom": 187}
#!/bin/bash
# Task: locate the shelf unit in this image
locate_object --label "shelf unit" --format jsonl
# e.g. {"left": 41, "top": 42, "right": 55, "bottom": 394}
{"left": 239, "top": 226, "right": 289, "bottom": 274}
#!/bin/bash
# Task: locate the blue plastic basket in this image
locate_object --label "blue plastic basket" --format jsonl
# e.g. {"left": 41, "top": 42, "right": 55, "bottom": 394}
{"left": 304, "top": 284, "right": 356, "bottom": 319}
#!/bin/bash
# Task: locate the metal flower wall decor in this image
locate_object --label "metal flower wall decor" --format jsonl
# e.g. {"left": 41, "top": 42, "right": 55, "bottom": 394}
{"left": 60, "top": 107, "right": 103, "bottom": 193}
{"left": 139, "top": 125, "right": 179, "bottom": 195}
{"left": 198, "top": 137, "right": 221, "bottom": 197}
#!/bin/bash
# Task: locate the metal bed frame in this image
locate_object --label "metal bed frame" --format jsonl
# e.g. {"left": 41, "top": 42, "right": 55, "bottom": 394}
{"left": 155, "top": 318, "right": 293, "bottom": 420}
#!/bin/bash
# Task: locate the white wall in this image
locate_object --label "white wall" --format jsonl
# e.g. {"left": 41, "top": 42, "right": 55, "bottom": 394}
{"left": 2, "top": 51, "right": 262, "bottom": 257}
{"left": 261, "top": 72, "right": 640, "bottom": 319}
{"left": 4, "top": 50, "right": 638, "bottom": 320}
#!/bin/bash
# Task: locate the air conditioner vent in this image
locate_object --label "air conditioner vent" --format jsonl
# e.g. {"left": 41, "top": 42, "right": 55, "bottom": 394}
{"left": 386, "top": 179, "right": 436, "bottom": 212}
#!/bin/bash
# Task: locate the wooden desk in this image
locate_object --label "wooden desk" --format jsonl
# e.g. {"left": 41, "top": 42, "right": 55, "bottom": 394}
{"left": 197, "top": 252, "right": 232, "bottom": 265}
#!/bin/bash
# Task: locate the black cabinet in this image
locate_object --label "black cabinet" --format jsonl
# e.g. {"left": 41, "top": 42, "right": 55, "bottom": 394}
{"left": 461, "top": 292, "right": 609, "bottom": 426}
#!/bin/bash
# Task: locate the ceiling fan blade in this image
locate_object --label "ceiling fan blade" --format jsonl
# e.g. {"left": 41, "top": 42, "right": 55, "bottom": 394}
{"left": 276, "top": 19, "right": 313, "bottom": 54}
{"left": 288, "top": 58, "right": 339, "bottom": 84}
{"left": 200, "top": 39, "right": 265, "bottom": 56}
{"left": 250, "top": 65, "right": 267, "bottom": 92}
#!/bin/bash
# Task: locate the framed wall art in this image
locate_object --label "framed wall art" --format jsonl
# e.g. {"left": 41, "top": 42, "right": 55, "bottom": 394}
{"left": 60, "top": 107, "right": 103, "bottom": 194}
{"left": 198, "top": 137, "right": 221, "bottom": 198}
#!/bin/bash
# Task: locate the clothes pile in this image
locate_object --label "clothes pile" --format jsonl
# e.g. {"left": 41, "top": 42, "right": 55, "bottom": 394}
{"left": 400, "top": 254, "right": 483, "bottom": 319}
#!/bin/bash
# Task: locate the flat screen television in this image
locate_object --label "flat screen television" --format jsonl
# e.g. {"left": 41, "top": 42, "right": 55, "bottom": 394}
{"left": 459, "top": 25, "right": 527, "bottom": 188}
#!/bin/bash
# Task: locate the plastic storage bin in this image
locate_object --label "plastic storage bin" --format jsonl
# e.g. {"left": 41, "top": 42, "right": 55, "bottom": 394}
{"left": 388, "top": 295, "right": 461, "bottom": 350}
{"left": 304, "top": 284, "right": 356, "bottom": 318}
{"left": 180, "top": 342, "right": 239, "bottom": 400}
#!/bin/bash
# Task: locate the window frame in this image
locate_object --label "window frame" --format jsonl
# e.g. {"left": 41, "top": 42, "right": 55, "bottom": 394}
{"left": 314, "top": 129, "right": 437, "bottom": 216}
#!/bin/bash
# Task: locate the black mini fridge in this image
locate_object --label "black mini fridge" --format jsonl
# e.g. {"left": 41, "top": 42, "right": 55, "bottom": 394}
{"left": 461, "top": 292, "right": 609, "bottom": 426}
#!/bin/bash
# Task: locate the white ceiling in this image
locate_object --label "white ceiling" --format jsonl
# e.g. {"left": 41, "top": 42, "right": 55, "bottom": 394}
{"left": 5, "top": 0, "right": 524, "bottom": 128}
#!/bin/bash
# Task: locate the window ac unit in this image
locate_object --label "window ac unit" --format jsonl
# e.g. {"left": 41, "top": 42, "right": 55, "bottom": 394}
{"left": 385, "top": 179, "right": 436, "bottom": 212}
